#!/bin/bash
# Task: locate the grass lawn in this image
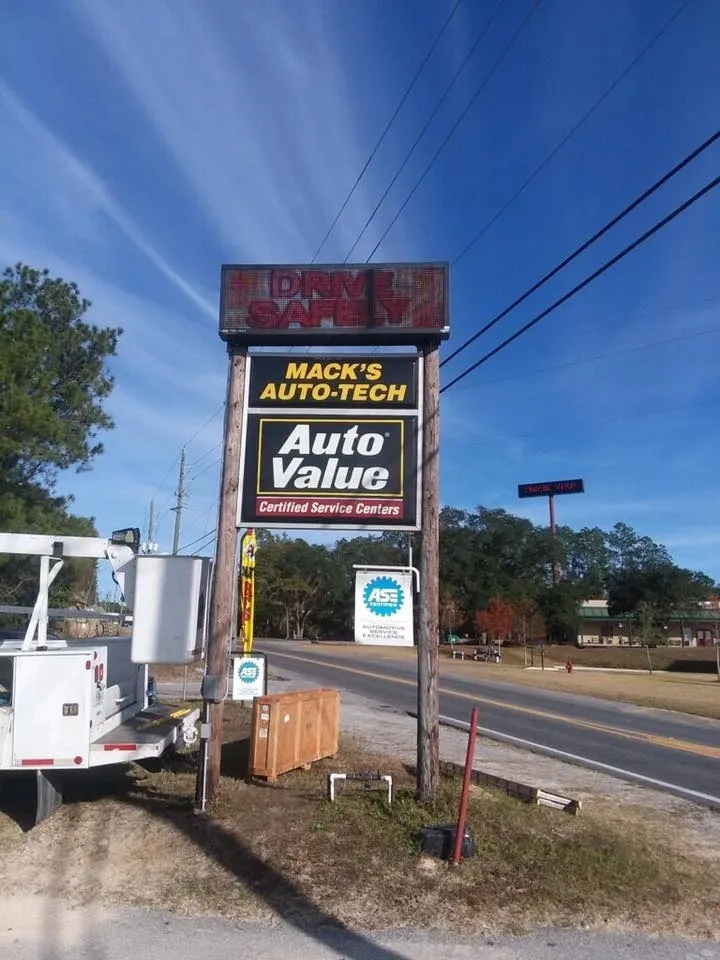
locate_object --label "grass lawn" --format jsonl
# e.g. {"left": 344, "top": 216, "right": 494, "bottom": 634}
{"left": 441, "top": 658, "right": 720, "bottom": 719}
{"left": 3, "top": 703, "right": 717, "bottom": 936}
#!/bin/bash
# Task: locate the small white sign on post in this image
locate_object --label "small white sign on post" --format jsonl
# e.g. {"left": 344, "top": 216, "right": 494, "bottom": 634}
{"left": 231, "top": 654, "right": 266, "bottom": 701}
{"left": 354, "top": 569, "right": 414, "bottom": 646}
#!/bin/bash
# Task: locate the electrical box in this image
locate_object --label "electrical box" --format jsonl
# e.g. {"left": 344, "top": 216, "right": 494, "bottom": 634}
{"left": 130, "top": 555, "right": 213, "bottom": 664}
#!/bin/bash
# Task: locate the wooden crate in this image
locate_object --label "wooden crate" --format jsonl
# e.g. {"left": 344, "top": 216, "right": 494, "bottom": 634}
{"left": 249, "top": 688, "right": 340, "bottom": 782}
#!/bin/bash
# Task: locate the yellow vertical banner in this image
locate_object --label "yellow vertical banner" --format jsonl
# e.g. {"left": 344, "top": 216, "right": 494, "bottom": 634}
{"left": 240, "top": 529, "right": 257, "bottom": 653}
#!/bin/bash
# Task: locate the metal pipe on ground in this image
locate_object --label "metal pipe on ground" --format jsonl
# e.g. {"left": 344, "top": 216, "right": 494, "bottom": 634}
{"left": 451, "top": 705, "right": 479, "bottom": 866}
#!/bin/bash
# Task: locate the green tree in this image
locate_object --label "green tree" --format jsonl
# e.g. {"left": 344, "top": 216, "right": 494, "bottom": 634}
{"left": 0, "top": 264, "right": 121, "bottom": 486}
{"left": 607, "top": 565, "right": 713, "bottom": 624}
{"left": 605, "top": 522, "right": 671, "bottom": 572}
{"left": 439, "top": 506, "right": 549, "bottom": 629}
{"left": 0, "top": 482, "right": 97, "bottom": 608}
{"left": 0, "top": 264, "right": 121, "bottom": 609}
{"left": 536, "top": 581, "right": 585, "bottom": 644}
{"left": 510, "top": 595, "right": 545, "bottom": 643}
{"left": 631, "top": 600, "right": 665, "bottom": 650}
{"left": 254, "top": 537, "right": 338, "bottom": 640}
{"left": 556, "top": 525, "right": 610, "bottom": 596}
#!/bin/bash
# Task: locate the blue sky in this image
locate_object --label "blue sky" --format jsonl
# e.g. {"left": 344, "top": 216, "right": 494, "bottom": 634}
{"left": 1, "top": 0, "right": 719, "bottom": 584}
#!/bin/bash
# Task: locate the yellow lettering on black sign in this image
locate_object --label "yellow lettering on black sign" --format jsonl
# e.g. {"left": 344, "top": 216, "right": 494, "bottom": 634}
{"left": 284, "top": 361, "right": 383, "bottom": 382}
{"left": 259, "top": 382, "right": 406, "bottom": 403}
{"left": 253, "top": 358, "right": 413, "bottom": 405}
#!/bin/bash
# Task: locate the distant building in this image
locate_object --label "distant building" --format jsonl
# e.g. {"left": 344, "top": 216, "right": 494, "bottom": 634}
{"left": 578, "top": 599, "right": 720, "bottom": 647}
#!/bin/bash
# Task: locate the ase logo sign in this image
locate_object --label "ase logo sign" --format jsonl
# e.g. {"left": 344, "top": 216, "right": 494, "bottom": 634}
{"left": 231, "top": 655, "right": 266, "bottom": 701}
{"left": 363, "top": 576, "right": 405, "bottom": 617}
{"left": 354, "top": 570, "right": 414, "bottom": 646}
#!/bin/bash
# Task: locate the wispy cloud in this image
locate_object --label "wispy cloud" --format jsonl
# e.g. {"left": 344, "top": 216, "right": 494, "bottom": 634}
{"left": 72, "top": 0, "right": 385, "bottom": 262}
{"left": 0, "top": 81, "right": 216, "bottom": 319}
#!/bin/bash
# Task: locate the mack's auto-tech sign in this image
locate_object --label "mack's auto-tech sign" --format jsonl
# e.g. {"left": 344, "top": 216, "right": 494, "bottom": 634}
{"left": 237, "top": 354, "right": 422, "bottom": 530}
{"left": 219, "top": 263, "right": 449, "bottom": 343}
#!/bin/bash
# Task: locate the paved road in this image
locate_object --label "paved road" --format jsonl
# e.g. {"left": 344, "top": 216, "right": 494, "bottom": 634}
{"left": 257, "top": 642, "right": 720, "bottom": 805}
{"left": 3, "top": 898, "right": 718, "bottom": 960}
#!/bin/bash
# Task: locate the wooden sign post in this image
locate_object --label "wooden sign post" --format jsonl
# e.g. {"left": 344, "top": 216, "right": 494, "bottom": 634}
{"left": 417, "top": 343, "right": 440, "bottom": 803}
{"left": 195, "top": 346, "right": 246, "bottom": 808}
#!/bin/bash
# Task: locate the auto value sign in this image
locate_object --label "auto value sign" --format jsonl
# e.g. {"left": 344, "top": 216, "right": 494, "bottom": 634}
{"left": 237, "top": 353, "right": 422, "bottom": 530}
{"left": 354, "top": 570, "right": 414, "bottom": 646}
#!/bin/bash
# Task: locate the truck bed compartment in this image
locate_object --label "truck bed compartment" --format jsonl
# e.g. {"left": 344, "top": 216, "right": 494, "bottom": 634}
{"left": 90, "top": 703, "right": 199, "bottom": 766}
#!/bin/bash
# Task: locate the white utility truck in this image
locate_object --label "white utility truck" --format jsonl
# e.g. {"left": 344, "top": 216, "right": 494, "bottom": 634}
{"left": 0, "top": 527, "right": 211, "bottom": 825}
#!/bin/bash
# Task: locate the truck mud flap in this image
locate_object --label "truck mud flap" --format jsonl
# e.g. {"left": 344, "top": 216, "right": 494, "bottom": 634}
{"left": 35, "top": 770, "right": 63, "bottom": 826}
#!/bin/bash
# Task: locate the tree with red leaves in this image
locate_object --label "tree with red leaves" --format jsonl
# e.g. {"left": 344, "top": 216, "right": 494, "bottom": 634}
{"left": 474, "top": 597, "right": 513, "bottom": 645}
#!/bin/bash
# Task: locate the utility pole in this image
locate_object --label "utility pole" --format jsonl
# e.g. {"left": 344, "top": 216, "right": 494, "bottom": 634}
{"left": 143, "top": 499, "right": 158, "bottom": 554}
{"left": 548, "top": 494, "right": 559, "bottom": 586}
{"left": 417, "top": 344, "right": 440, "bottom": 804}
{"left": 172, "top": 448, "right": 186, "bottom": 555}
{"left": 196, "top": 346, "right": 246, "bottom": 809}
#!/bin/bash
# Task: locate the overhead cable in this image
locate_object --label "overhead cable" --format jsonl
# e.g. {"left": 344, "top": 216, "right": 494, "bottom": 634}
{"left": 450, "top": 0, "right": 693, "bottom": 270}
{"left": 364, "top": 0, "right": 543, "bottom": 262}
{"left": 311, "top": 0, "right": 463, "bottom": 262}
{"left": 177, "top": 529, "right": 217, "bottom": 554}
{"left": 441, "top": 127, "right": 720, "bottom": 368}
{"left": 440, "top": 172, "right": 720, "bottom": 394}
{"left": 343, "top": 0, "right": 506, "bottom": 262}
{"left": 451, "top": 321, "right": 720, "bottom": 393}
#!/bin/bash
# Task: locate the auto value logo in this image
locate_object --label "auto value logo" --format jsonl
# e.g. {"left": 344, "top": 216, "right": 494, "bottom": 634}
{"left": 269, "top": 422, "right": 398, "bottom": 492}
{"left": 363, "top": 576, "right": 405, "bottom": 617}
{"left": 241, "top": 415, "right": 413, "bottom": 525}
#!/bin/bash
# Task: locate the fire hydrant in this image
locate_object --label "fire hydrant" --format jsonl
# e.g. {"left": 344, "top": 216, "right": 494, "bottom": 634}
{"left": 565, "top": 657, "right": 573, "bottom": 674}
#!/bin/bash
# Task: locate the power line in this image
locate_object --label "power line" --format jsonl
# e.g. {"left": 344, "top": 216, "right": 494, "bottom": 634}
{"left": 441, "top": 127, "right": 720, "bottom": 368}
{"left": 185, "top": 403, "right": 224, "bottom": 448}
{"left": 187, "top": 439, "right": 222, "bottom": 470}
{"left": 343, "top": 0, "right": 506, "bottom": 262}
{"left": 148, "top": 454, "right": 181, "bottom": 508}
{"left": 451, "top": 320, "right": 720, "bottom": 393}
{"left": 148, "top": 403, "right": 224, "bottom": 504}
{"left": 177, "top": 529, "right": 217, "bottom": 554}
{"left": 187, "top": 456, "right": 222, "bottom": 486}
{"left": 450, "top": 0, "right": 693, "bottom": 270}
{"left": 440, "top": 172, "right": 720, "bottom": 394}
{"left": 310, "top": 0, "right": 463, "bottom": 262}
{"left": 364, "top": 0, "right": 542, "bottom": 262}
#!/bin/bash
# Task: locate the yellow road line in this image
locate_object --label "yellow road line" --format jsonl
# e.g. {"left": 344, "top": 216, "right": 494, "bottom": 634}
{"left": 269, "top": 649, "right": 720, "bottom": 761}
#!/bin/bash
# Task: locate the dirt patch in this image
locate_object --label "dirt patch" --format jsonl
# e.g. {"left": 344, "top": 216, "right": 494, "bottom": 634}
{"left": 150, "top": 662, "right": 205, "bottom": 684}
{"left": 1, "top": 703, "right": 719, "bottom": 937}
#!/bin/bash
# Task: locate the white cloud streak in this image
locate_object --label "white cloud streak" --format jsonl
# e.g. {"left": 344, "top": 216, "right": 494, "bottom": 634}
{"left": 72, "top": 0, "right": 376, "bottom": 262}
{"left": 0, "top": 81, "right": 216, "bottom": 319}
